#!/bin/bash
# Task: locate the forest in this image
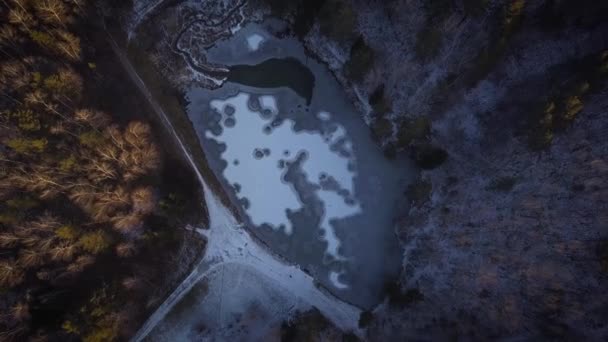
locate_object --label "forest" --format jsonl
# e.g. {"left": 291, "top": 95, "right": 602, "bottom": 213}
{"left": 0, "top": 0, "right": 203, "bottom": 340}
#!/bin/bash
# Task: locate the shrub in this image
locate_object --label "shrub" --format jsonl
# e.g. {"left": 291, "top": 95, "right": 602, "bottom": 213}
{"left": 62, "top": 320, "right": 81, "bottom": 335}
{"left": 396, "top": 117, "right": 431, "bottom": 147}
{"left": 526, "top": 50, "right": 608, "bottom": 151}
{"left": 292, "top": 0, "right": 326, "bottom": 38}
{"left": 79, "top": 131, "right": 104, "bottom": 147}
{"left": 369, "top": 84, "right": 392, "bottom": 116}
{"left": 407, "top": 179, "right": 432, "bottom": 206}
{"left": 7, "top": 138, "right": 47, "bottom": 153}
{"left": 598, "top": 240, "right": 608, "bottom": 273}
{"left": 344, "top": 36, "right": 374, "bottom": 81}
{"left": 505, "top": 0, "right": 526, "bottom": 30}
{"left": 30, "top": 30, "right": 55, "bottom": 50}
{"left": 371, "top": 117, "right": 392, "bottom": 141}
{"left": 6, "top": 197, "right": 38, "bottom": 210}
{"left": 463, "top": 0, "right": 488, "bottom": 17}
{"left": 79, "top": 231, "right": 111, "bottom": 254}
{"left": 59, "top": 155, "right": 77, "bottom": 171}
{"left": 262, "top": 0, "right": 290, "bottom": 15}
{"left": 12, "top": 109, "right": 40, "bottom": 131}
{"left": 415, "top": 27, "right": 442, "bottom": 61}
{"left": 358, "top": 310, "right": 373, "bottom": 328}
{"left": 465, "top": 1, "right": 526, "bottom": 87}
{"left": 487, "top": 176, "right": 517, "bottom": 192}
{"left": 318, "top": 0, "right": 357, "bottom": 41}
{"left": 56, "top": 225, "right": 79, "bottom": 241}
{"left": 528, "top": 129, "right": 554, "bottom": 151}
{"left": 424, "top": 0, "right": 453, "bottom": 21}
{"left": 528, "top": 101, "right": 555, "bottom": 150}
{"left": 84, "top": 325, "right": 118, "bottom": 342}
{"left": 563, "top": 96, "right": 583, "bottom": 121}
{"left": 412, "top": 143, "right": 448, "bottom": 169}
{"left": 385, "top": 280, "right": 424, "bottom": 308}
{"left": 383, "top": 143, "right": 397, "bottom": 160}
{"left": 0, "top": 211, "right": 19, "bottom": 225}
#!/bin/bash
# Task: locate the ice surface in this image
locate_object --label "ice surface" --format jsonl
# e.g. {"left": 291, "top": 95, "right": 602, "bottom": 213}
{"left": 207, "top": 92, "right": 360, "bottom": 258}
{"left": 246, "top": 33, "right": 265, "bottom": 51}
{"left": 186, "top": 20, "right": 414, "bottom": 308}
{"left": 329, "top": 271, "right": 349, "bottom": 290}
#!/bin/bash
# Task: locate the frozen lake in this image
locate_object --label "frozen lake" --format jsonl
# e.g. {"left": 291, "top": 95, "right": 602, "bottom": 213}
{"left": 183, "top": 20, "right": 414, "bottom": 309}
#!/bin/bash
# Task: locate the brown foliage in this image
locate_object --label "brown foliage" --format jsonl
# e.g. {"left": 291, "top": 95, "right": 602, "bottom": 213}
{"left": 10, "top": 302, "right": 31, "bottom": 322}
{"left": 75, "top": 109, "right": 111, "bottom": 129}
{"left": 112, "top": 213, "right": 143, "bottom": 233}
{"left": 0, "top": 61, "right": 30, "bottom": 90}
{"left": 115, "top": 242, "right": 137, "bottom": 258}
{"left": 131, "top": 186, "right": 155, "bottom": 215}
{"left": 0, "top": 260, "right": 25, "bottom": 287}
{"left": 17, "top": 249, "right": 45, "bottom": 268}
{"left": 121, "top": 276, "right": 142, "bottom": 291}
{"left": 0, "top": 25, "right": 22, "bottom": 48}
{"left": 54, "top": 30, "right": 80, "bottom": 61}
{"left": 67, "top": 254, "right": 95, "bottom": 273}
{"left": 46, "top": 68, "right": 83, "bottom": 102}
{"left": 49, "top": 243, "right": 77, "bottom": 262}
{"left": 0, "top": 233, "right": 20, "bottom": 248}
{"left": 8, "top": 8, "right": 35, "bottom": 31}
{"left": 34, "top": 0, "right": 72, "bottom": 26}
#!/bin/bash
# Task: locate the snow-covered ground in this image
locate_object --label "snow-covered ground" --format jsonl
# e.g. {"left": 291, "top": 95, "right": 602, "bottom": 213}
{"left": 246, "top": 33, "right": 265, "bottom": 51}
{"left": 133, "top": 160, "right": 363, "bottom": 341}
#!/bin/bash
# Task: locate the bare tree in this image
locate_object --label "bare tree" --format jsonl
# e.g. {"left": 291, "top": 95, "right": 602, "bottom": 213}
{"left": 0, "top": 61, "right": 30, "bottom": 90}
{"left": 116, "top": 242, "right": 137, "bottom": 258}
{"left": 131, "top": 186, "right": 155, "bottom": 214}
{"left": 18, "top": 249, "right": 45, "bottom": 268}
{"left": 0, "top": 233, "right": 20, "bottom": 248}
{"left": 86, "top": 159, "right": 117, "bottom": 182}
{"left": 69, "top": 186, "right": 97, "bottom": 210}
{"left": 0, "top": 260, "right": 25, "bottom": 287}
{"left": 0, "top": 25, "right": 23, "bottom": 50}
{"left": 121, "top": 276, "right": 142, "bottom": 290}
{"left": 124, "top": 121, "right": 153, "bottom": 147}
{"left": 75, "top": 109, "right": 111, "bottom": 129}
{"left": 54, "top": 30, "right": 80, "bottom": 61}
{"left": 49, "top": 243, "right": 76, "bottom": 262}
{"left": 10, "top": 302, "right": 31, "bottom": 322}
{"left": 67, "top": 254, "right": 94, "bottom": 273}
{"left": 34, "top": 0, "right": 71, "bottom": 26}
{"left": 8, "top": 8, "right": 35, "bottom": 32}
{"left": 112, "top": 212, "right": 143, "bottom": 233}
{"left": 68, "top": 0, "right": 86, "bottom": 14}
{"left": 46, "top": 68, "right": 83, "bottom": 104}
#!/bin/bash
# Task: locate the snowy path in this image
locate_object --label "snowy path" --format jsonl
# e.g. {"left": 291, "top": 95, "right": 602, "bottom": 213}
{"left": 108, "top": 36, "right": 362, "bottom": 342}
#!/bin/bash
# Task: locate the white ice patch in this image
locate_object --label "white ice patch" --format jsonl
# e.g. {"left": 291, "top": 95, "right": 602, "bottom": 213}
{"left": 207, "top": 92, "right": 360, "bottom": 260}
{"left": 317, "top": 111, "right": 331, "bottom": 121}
{"left": 246, "top": 33, "right": 265, "bottom": 51}
{"left": 259, "top": 95, "right": 278, "bottom": 115}
{"left": 329, "top": 271, "right": 349, "bottom": 290}
{"left": 231, "top": 23, "right": 243, "bottom": 35}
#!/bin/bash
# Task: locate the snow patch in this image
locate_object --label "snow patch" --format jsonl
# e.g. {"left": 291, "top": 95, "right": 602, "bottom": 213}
{"left": 329, "top": 271, "right": 349, "bottom": 290}
{"left": 317, "top": 111, "right": 332, "bottom": 121}
{"left": 247, "top": 33, "right": 265, "bottom": 51}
